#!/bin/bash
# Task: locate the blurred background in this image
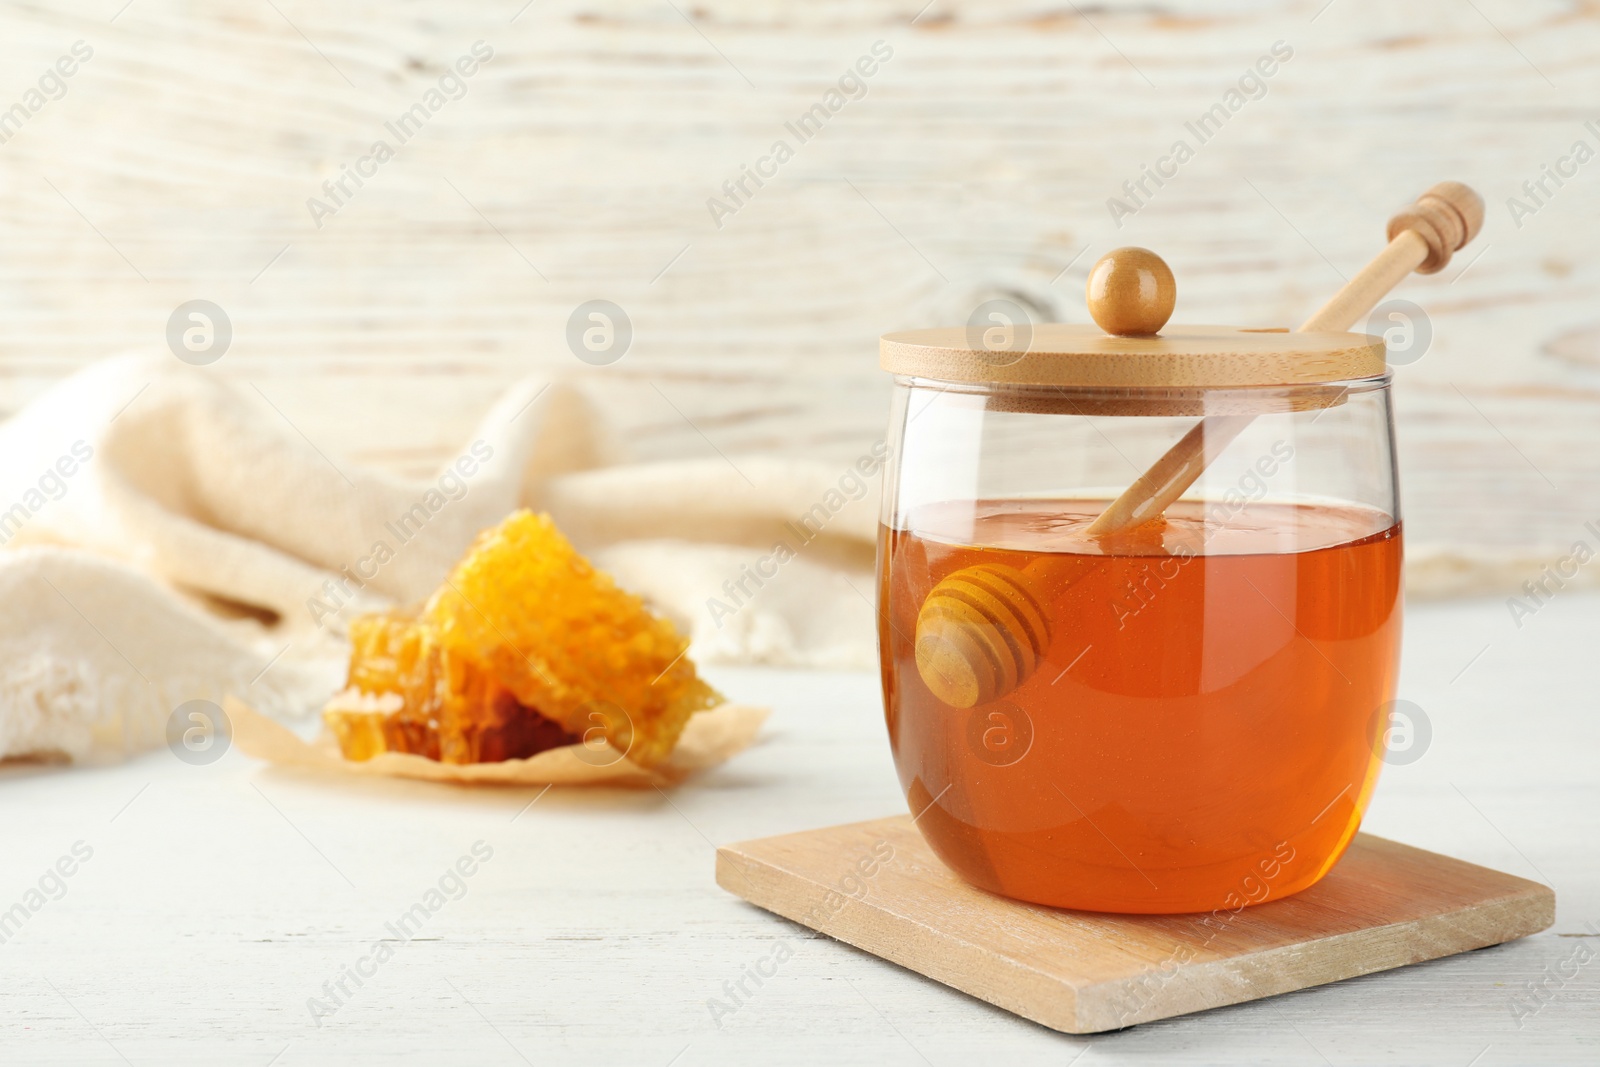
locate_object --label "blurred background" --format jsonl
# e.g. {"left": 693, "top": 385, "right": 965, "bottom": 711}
{"left": 2, "top": 0, "right": 1596, "bottom": 597}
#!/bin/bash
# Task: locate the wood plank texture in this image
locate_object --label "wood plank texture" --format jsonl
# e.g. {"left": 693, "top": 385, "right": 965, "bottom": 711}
{"left": 1, "top": 1, "right": 1597, "bottom": 594}
{"left": 716, "top": 815, "right": 1556, "bottom": 1033}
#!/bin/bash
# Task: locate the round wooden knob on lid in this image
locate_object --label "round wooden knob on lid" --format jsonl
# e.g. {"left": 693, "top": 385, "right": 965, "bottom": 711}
{"left": 1086, "top": 247, "right": 1176, "bottom": 336}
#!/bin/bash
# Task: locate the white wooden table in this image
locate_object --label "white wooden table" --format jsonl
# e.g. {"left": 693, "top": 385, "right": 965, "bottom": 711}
{"left": 1, "top": 592, "right": 1595, "bottom": 1065}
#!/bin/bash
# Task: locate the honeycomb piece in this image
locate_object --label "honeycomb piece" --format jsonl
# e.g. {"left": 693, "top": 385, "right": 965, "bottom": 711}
{"left": 425, "top": 510, "right": 721, "bottom": 768}
{"left": 345, "top": 609, "right": 427, "bottom": 697}
{"left": 327, "top": 609, "right": 578, "bottom": 764}
{"left": 323, "top": 698, "right": 394, "bottom": 762}
{"left": 435, "top": 643, "right": 580, "bottom": 763}
{"left": 341, "top": 611, "right": 443, "bottom": 759}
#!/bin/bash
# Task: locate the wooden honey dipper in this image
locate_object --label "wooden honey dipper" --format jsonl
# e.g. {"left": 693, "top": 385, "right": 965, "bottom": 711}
{"left": 914, "top": 181, "right": 1484, "bottom": 709}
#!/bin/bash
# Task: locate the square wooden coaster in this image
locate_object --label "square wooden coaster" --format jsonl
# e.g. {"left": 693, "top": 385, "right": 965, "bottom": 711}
{"left": 715, "top": 815, "right": 1553, "bottom": 1033}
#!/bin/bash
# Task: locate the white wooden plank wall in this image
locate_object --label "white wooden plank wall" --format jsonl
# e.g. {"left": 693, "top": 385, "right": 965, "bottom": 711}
{"left": 1, "top": 0, "right": 1596, "bottom": 591}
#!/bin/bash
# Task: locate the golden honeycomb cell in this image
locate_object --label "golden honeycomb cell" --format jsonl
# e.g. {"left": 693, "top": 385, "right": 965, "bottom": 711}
{"left": 342, "top": 611, "right": 443, "bottom": 759}
{"left": 425, "top": 510, "right": 722, "bottom": 768}
{"left": 326, "top": 609, "right": 578, "bottom": 764}
{"left": 323, "top": 701, "right": 391, "bottom": 762}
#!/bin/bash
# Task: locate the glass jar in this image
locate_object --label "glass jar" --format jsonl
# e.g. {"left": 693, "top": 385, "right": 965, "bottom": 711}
{"left": 876, "top": 316, "right": 1402, "bottom": 914}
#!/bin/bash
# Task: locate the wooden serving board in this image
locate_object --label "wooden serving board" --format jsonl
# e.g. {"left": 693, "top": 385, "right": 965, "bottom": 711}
{"left": 715, "top": 815, "right": 1554, "bottom": 1034}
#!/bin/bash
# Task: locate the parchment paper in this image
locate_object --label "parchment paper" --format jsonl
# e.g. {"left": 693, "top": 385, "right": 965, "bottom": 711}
{"left": 227, "top": 697, "right": 768, "bottom": 788}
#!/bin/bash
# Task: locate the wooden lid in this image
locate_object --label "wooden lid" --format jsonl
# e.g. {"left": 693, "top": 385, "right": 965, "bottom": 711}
{"left": 885, "top": 248, "right": 1388, "bottom": 388}
{"left": 879, "top": 323, "right": 1387, "bottom": 388}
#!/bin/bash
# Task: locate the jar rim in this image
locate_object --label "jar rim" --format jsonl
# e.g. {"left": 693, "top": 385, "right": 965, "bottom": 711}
{"left": 891, "top": 373, "right": 1392, "bottom": 417}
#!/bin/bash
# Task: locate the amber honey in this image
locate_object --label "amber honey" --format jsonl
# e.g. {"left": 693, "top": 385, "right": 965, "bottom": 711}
{"left": 878, "top": 498, "right": 1402, "bottom": 913}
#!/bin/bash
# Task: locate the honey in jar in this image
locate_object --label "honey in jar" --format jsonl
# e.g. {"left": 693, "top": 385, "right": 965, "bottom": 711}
{"left": 879, "top": 497, "right": 1401, "bottom": 912}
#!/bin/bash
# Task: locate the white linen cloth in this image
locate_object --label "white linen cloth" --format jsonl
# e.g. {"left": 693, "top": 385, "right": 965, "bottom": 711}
{"left": 0, "top": 355, "right": 880, "bottom": 762}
